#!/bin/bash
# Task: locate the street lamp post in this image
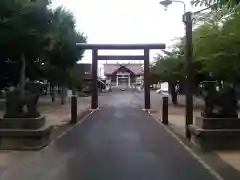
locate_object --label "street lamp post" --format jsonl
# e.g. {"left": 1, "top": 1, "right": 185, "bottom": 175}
{"left": 159, "top": 0, "right": 193, "bottom": 138}
{"left": 159, "top": 0, "right": 186, "bottom": 13}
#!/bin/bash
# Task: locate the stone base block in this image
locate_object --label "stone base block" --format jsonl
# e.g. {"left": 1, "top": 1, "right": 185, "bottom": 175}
{"left": 196, "top": 116, "right": 240, "bottom": 129}
{"left": 189, "top": 125, "right": 240, "bottom": 150}
{"left": 0, "top": 116, "right": 46, "bottom": 130}
{"left": 0, "top": 125, "right": 53, "bottom": 150}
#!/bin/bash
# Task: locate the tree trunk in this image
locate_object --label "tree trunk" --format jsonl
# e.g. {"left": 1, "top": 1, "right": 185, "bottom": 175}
{"left": 72, "top": 88, "right": 76, "bottom": 96}
{"left": 169, "top": 82, "right": 178, "bottom": 105}
{"left": 60, "top": 86, "right": 65, "bottom": 105}
{"left": 217, "top": 81, "right": 222, "bottom": 90}
{"left": 19, "top": 53, "right": 26, "bottom": 97}
{"left": 50, "top": 82, "right": 55, "bottom": 102}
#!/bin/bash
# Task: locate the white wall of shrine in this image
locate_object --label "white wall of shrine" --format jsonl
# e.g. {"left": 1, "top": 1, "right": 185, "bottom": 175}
{"left": 106, "top": 74, "right": 143, "bottom": 88}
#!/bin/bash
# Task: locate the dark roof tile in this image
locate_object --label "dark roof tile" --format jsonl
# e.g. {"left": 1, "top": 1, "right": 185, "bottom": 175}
{"left": 104, "top": 63, "right": 143, "bottom": 75}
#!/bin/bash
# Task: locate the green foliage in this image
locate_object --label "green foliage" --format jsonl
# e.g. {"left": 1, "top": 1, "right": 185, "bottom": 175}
{"left": 151, "top": 7, "right": 240, "bottom": 86}
{"left": 193, "top": 8, "right": 240, "bottom": 82}
{"left": 65, "top": 70, "right": 83, "bottom": 90}
{"left": 151, "top": 51, "right": 185, "bottom": 82}
{"left": 45, "top": 7, "right": 87, "bottom": 85}
{"left": 0, "top": 0, "right": 52, "bottom": 88}
{"left": 191, "top": 0, "right": 240, "bottom": 9}
{"left": 0, "top": 0, "right": 87, "bottom": 89}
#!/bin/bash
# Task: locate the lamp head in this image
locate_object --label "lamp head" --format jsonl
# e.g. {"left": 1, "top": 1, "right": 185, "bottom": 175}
{"left": 159, "top": 0, "right": 173, "bottom": 11}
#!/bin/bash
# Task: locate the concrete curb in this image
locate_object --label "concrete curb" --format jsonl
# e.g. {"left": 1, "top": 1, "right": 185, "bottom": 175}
{"left": 0, "top": 108, "right": 99, "bottom": 177}
{"left": 133, "top": 93, "right": 226, "bottom": 180}
{"left": 52, "top": 107, "right": 91, "bottom": 127}
{"left": 140, "top": 102, "right": 240, "bottom": 180}
{"left": 46, "top": 107, "right": 99, "bottom": 149}
{"left": 144, "top": 112, "right": 225, "bottom": 180}
{"left": 150, "top": 113, "right": 240, "bottom": 180}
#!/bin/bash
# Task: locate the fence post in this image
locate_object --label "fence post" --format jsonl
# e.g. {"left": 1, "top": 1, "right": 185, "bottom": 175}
{"left": 70, "top": 95, "right": 77, "bottom": 124}
{"left": 162, "top": 96, "right": 168, "bottom": 125}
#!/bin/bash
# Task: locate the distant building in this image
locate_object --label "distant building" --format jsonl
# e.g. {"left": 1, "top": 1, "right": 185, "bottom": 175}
{"left": 104, "top": 63, "right": 144, "bottom": 88}
{"left": 74, "top": 63, "right": 105, "bottom": 91}
{"left": 74, "top": 63, "right": 103, "bottom": 78}
{"left": 74, "top": 63, "right": 92, "bottom": 77}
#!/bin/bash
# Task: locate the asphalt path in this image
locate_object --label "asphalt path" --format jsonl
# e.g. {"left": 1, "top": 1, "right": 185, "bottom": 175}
{"left": 1, "top": 91, "right": 219, "bottom": 180}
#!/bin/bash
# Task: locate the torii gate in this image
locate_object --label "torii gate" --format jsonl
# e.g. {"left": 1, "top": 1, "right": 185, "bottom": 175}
{"left": 76, "top": 43, "right": 166, "bottom": 110}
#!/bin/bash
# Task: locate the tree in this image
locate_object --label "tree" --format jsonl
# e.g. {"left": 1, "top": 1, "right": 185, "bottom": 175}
{"left": 0, "top": 1, "right": 87, "bottom": 103}
{"left": 191, "top": 0, "right": 240, "bottom": 9}
{"left": 45, "top": 7, "right": 86, "bottom": 82}
{"left": 43, "top": 7, "right": 87, "bottom": 103}
{"left": 152, "top": 3, "right": 240, "bottom": 105}
{"left": 150, "top": 24, "right": 217, "bottom": 101}
{"left": 192, "top": 7, "right": 240, "bottom": 84}
{"left": 0, "top": 0, "right": 52, "bottom": 94}
{"left": 207, "top": 10, "right": 240, "bottom": 82}
{"left": 151, "top": 45, "right": 185, "bottom": 105}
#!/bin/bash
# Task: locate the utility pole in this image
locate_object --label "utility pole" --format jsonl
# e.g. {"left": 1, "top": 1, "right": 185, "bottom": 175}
{"left": 183, "top": 12, "right": 193, "bottom": 138}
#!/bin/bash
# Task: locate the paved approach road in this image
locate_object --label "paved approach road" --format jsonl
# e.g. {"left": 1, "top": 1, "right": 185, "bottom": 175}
{"left": 1, "top": 91, "right": 219, "bottom": 180}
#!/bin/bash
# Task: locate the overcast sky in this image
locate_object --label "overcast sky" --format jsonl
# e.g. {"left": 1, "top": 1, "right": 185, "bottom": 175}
{"left": 51, "top": 0, "right": 198, "bottom": 75}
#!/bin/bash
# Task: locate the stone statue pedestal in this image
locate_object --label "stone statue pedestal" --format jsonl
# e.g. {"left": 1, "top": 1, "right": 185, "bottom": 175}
{"left": 0, "top": 88, "right": 53, "bottom": 150}
{"left": 0, "top": 116, "right": 45, "bottom": 129}
{"left": 189, "top": 116, "right": 240, "bottom": 150}
{"left": 195, "top": 116, "right": 240, "bottom": 129}
{"left": 0, "top": 116, "right": 52, "bottom": 150}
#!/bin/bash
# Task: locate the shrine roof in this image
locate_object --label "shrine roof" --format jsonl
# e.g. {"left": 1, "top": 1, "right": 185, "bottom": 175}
{"left": 104, "top": 63, "right": 143, "bottom": 75}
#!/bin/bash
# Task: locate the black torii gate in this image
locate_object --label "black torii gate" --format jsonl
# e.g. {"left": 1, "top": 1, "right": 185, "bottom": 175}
{"left": 76, "top": 43, "right": 166, "bottom": 110}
